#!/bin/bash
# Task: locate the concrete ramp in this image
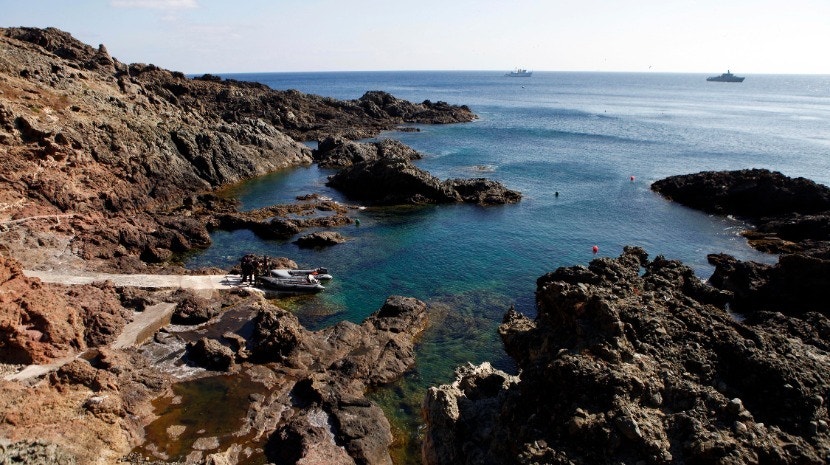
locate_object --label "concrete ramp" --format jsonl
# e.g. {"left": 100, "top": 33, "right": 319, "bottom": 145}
{"left": 112, "top": 302, "right": 177, "bottom": 349}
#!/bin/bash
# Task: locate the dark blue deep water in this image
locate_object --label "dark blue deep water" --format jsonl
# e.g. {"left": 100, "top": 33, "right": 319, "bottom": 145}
{"left": 184, "top": 71, "right": 830, "bottom": 460}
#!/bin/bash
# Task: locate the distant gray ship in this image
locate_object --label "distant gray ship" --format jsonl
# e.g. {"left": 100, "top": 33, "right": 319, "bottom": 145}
{"left": 506, "top": 68, "right": 532, "bottom": 77}
{"left": 707, "top": 70, "right": 745, "bottom": 82}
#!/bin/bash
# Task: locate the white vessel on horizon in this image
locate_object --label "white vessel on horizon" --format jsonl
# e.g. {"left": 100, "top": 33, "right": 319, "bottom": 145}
{"left": 506, "top": 68, "right": 532, "bottom": 77}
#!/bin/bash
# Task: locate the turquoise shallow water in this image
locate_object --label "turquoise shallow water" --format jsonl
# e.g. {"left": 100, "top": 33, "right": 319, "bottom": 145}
{"left": 183, "top": 71, "right": 830, "bottom": 462}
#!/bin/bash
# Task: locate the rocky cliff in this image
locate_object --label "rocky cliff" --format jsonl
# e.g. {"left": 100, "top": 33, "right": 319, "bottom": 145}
{"left": 0, "top": 27, "right": 476, "bottom": 272}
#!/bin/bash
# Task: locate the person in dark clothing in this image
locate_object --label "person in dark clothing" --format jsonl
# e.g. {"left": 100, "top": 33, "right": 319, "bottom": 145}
{"left": 240, "top": 254, "right": 257, "bottom": 285}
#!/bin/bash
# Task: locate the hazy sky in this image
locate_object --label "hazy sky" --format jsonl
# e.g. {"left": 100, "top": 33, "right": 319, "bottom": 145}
{"left": 3, "top": 0, "right": 829, "bottom": 74}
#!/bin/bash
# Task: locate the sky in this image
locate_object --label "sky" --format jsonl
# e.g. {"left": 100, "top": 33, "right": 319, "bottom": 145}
{"left": 2, "top": 0, "right": 829, "bottom": 74}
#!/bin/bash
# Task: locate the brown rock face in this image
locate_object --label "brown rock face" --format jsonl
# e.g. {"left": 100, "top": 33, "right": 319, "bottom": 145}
{"left": 0, "top": 27, "right": 477, "bottom": 270}
{"left": 0, "top": 348, "right": 170, "bottom": 465}
{"left": 0, "top": 256, "right": 130, "bottom": 364}
{"left": 423, "top": 247, "right": 830, "bottom": 465}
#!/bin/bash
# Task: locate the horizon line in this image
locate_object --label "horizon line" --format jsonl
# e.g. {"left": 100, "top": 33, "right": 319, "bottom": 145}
{"left": 185, "top": 69, "right": 830, "bottom": 77}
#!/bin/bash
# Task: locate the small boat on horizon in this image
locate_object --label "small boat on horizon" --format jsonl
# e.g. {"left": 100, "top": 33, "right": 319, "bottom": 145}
{"left": 707, "top": 70, "right": 745, "bottom": 82}
{"left": 506, "top": 68, "right": 532, "bottom": 77}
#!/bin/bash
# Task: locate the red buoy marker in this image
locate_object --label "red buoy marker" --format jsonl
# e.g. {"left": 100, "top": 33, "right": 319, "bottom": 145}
{"left": 630, "top": 175, "right": 635, "bottom": 182}
{"left": 592, "top": 245, "right": 599, "bottom": 254}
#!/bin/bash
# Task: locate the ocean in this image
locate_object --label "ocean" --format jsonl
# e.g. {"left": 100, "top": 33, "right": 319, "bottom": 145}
{"left": 181, "top": 71, "right": 830, "bottom": 461}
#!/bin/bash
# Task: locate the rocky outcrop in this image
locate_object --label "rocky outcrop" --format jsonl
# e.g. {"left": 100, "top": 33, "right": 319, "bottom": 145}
{"left": 318, "top": 138, "right": 523, "bottom": 206}
{"left": 169, "top": 289, "right": 222, "bottom": 325}
{"left": 213, "top": 198, "right": 356, "bottom": 241}
{"left": 260, "top": 295, "right": 428, "bottom": 464}
{"left": 652, "top": 169, "right": 830, "bottom": 318}
{"left": 651, "top": 169, "right": 830, "bottom": 219}
{"left": 294, "top": 231, "right": 347, "bottom": 248}
{"left": 185, "top": 337, "right": 236, "bottom": 371}
{"left": 0, "top": 348, "right": 170, "bottom": 464}
{"left": 651, "top": 169, "right": 830, "bottom": 254}
{"left": 313, "top": 136, "right": 422, "bottom": 168}
{"left": 141, "top": 295, "right": 429, "bottom": 464}
{"left": 707, "top": 252, "right": 830, "bottom": 315}
{"left": 327, "top": 157, "right": 522, "bottom": 206}
{"left": 423, "top": 247, "right": 830, "bottom": 465}
{"left": 0, "top": 256, "right": 131, "bottom": 364}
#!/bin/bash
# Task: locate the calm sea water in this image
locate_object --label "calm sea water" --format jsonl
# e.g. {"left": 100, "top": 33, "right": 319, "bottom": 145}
{"left": 183, "top": 71, "right": 830, "bottom": 461}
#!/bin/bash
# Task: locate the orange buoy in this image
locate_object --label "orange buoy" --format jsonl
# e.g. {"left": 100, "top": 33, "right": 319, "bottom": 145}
{"left": 592, "top": 245, "right": 599, "bottom": 254}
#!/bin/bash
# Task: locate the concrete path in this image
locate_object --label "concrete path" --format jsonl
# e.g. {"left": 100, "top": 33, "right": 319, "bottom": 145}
{"left": 23, "top": 270, "right": 248, "bottom": 289}
{"left": 4, "top": 271, "right": 257, "bottom": 382}
{"left": 3, "top": 354, "right": 78, "bottom": 382}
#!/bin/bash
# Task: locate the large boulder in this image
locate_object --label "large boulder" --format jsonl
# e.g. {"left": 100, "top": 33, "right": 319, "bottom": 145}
{"left": 313, "top": 136, "right": 422, "bottom": 168}
{"left": 185, "top": 337, "right": 236, "bottom": 371}
{"left": 170, "top": 289, "right": 222, "bottom": 324}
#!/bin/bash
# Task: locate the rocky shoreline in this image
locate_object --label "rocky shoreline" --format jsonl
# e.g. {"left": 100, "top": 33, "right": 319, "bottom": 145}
{"left": 0, "top": 26, "right": 514, "bottom": 464}
{"left": 3, "top": 26, "right": 830, "bottom": 465}
{"left": 423, "top": 170, "right": 830, "bottom": 464}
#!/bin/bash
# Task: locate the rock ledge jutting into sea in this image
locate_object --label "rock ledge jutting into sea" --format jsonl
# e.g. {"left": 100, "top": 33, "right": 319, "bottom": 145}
{"left": 652, "top": 169, "right": 830, "bottom": 316}
{"left": 422, "top": 246, "right": 830, "bottom": 465}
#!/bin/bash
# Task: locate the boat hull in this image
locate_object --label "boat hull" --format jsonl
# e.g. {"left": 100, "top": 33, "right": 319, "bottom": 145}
{"left": 257, "top": 276, "right": 325, "bottom": 293}
{"left": 707, "top": 76, "right": 745, "bottom": 82}
{"left": 270, "top": 268, "right": 333, "bottom": 281}
{"left": 707, "top": 71, "right": 744, "bottom": 82}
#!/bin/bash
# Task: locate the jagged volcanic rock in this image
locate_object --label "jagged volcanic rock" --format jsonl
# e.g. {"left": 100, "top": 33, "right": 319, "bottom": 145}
{"left": 423, "top": 247, "right": 830, "bottom": 465}
{"left": 651, "top": 169, "right": 830, "bottom": 219}
{"left": 0, "top": 256, "right": 131, "bottom": 364}
{"left": 651, "top": 169, "right": 830, "bottom": 317}
{"left": 0, "top": 27, "right": 475, "bottom": 270}
{"left": 326, "top": 157, "right": 522, "bottom": 206}
{"left": 313, "top": 135, "right": 423, "bottom": 168}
